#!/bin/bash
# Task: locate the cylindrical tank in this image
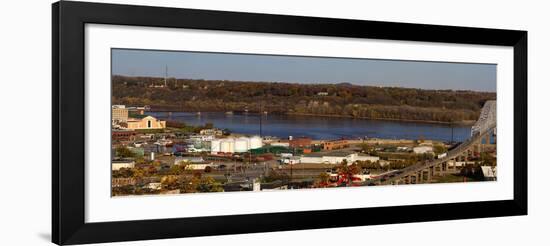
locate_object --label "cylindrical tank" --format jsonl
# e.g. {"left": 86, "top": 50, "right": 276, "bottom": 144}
{"left": 235, "top": 137, "right": 250, "bottom": 153}
{"left": 220, "top": 138, "right": 235, "bottom": 153}
{"left": 210, "top": 139, "right": 221, "bottom": 153}
{"left": 249, "top": 136, "right": 263, "bottom": 149}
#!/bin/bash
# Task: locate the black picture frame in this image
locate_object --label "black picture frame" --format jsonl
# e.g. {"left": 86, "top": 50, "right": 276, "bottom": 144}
{"left": 52, "top": 1, "right": 527, "bottom": 245}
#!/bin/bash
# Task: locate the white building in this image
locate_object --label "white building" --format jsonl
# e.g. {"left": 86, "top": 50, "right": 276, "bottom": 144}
{"left": 453, "top": 161, "right": 475, "bottom": 167}
{"left": 413, "top": 146, "right": 434, "bottom": 154}
{"left": 270, "top": 142, "right": 290, "bottom": 147}
{"left": 174, "top": 156, "right": 204, "bottom": 165}
{"left": 190, "top": 134, "right": 215, "bottom": 141}
{"left": 147, "top": 182, "right": 162, "bottom": 190}
{"left": 112, "top": 160, "right": 135, "bottom": 171}
{"left": 281, "top": 156, "right": 301, "bottom": 165}
{"left": 299, "top": 151, "right": 379, "bottom": 165}
{"left": 480, "top": 166, "right": 497, "bottom": 181}
{"left": 185, "top": 162, "right": 215, "bottom": 170}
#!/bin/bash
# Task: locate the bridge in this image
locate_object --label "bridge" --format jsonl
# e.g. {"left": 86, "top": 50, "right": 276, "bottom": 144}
{"left": 371, "top": 100, "right": 496, "bottom": 185}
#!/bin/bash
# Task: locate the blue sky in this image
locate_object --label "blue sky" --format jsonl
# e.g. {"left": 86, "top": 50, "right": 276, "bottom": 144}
{"left": 112, "top": 49, "right": 496, "bottom": 92}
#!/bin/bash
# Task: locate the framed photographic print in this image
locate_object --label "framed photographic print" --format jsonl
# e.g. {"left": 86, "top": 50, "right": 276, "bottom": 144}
{"left": 52, "top": 1, "right": 527, "bottom": 245}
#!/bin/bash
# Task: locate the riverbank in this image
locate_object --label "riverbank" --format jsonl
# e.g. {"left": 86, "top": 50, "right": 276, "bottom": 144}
{"left": 149, "top": 111, "right": 472, "bottom": 142}
{"left": 285, "top": 112, "right": 476, "bottom": 125}
{"left": 149, "top": 109, "right": 476, "bottom": 126}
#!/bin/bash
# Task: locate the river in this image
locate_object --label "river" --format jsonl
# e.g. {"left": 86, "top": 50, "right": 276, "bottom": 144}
{"left": 149, "top": 112, "right": 472, "bottom": 142}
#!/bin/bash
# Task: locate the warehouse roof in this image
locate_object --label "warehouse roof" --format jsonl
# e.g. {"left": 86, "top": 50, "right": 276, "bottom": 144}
{"left": 304, "top": 150, "right": 355, "bottom": 157}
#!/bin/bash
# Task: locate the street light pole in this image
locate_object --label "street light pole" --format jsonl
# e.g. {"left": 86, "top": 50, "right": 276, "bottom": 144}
{"left": 449, "top": 121, "right": 454, "bottom": 144}
{"left": 259, "top": 102, "right": 263, "bottom": 137}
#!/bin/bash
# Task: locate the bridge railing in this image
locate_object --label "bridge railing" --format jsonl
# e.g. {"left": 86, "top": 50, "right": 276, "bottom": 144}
{"left": 471, "top": 100, "right": 496, "bottom": 136}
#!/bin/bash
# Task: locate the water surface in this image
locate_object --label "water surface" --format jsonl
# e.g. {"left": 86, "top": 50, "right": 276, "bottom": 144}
{"left": 149, "top": 112, "right": 471, "bottom": 142}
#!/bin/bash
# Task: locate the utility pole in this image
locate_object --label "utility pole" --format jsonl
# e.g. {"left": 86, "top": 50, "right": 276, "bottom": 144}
{"left": 259, "top": 102, "right": 263, "bottom": 137}
{"left": 451, "top": 123, "right": 454, "bottom": 143}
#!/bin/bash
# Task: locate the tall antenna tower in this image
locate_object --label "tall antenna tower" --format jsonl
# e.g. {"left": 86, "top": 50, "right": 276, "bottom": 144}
{"left": 164, "top": 65, "right": 168, "bottom": 87}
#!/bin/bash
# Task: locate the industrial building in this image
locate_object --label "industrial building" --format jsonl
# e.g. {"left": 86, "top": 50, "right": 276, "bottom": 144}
{"left": 322, "top": 139, "right": 349, "bottom": 150}
{"left": 289, "top": 137, "right": 312, "bottom": 148}
{"left": 125, "top": 115, "right": 166, "bottom": 130}
{"left": 111, "top": 129, "right": 137, "bottom": 141}
{"left": 299, "top": 151, "right": 379, "bottom": 165}
{"left": 249, "top": 145, "right": 290, "bottom": 155}
{"left": 270, "top": 141, "right": 290, "bottom": 147}
{"left": 210, "top": 136, "right": 263, "bottom": 154}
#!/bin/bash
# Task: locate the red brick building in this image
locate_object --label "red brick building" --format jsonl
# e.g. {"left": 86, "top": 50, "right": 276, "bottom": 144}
{"left": 322, "top": 139, "right": 349, "bottom": 151}
{"left": 112, "top": 130, "right": 137, "bottom": 142}
{"left": 289, "top": 137, "right": 312, "bottom": 148}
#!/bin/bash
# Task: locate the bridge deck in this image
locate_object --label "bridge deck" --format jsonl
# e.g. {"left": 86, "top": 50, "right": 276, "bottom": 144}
{"left": 374, "top": 123, "right": 496, "bottom": 185}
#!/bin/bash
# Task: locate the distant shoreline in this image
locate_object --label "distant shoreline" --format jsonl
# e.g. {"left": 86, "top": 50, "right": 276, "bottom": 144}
{"left": 150, "top": 110, "right": 476, "bottom": 126}
{"left": 285, "top": 112, "right": 476, "bottom": 125}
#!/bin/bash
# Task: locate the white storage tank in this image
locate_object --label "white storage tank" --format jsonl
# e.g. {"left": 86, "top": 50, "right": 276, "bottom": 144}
{"left": 249, "top": 136, "right": 263, "bottom": 149}
{"left": 220, "top": 138, "right": 235, "bottom": 153}
{"left": 235, "top": 137, "right": 250, "bottom": 153}
{"left": 210, "top": 139, "right": 221, "bottom": 153}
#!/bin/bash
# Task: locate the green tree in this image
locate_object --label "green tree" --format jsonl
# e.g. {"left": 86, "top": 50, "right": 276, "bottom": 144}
{"left": 359, "top": 143, "right": 370, "bottom": 153}
{"left": 115, "top": 146, "right": 135, "bottom": 158}
{"left": 131, "top": 168, "right": 145, "bottom": 179}
{"left": 196, "top": 177, "right": 224, "bottom": 192}
{"left": 169, "top": 165, "right": 185, "bottom": 175}
{"left": 318, "top": 172, "right": 330, "bottom": 183}
{"left": 433, "top": 145, "right": 447, "bottom": 155}
{"left": 261, "top": 170, "right": 290, "bottom": 183}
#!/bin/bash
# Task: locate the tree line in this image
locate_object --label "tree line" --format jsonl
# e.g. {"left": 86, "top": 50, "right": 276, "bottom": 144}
{"left": 112, "top": 75, "right": 496, "bottom": 123}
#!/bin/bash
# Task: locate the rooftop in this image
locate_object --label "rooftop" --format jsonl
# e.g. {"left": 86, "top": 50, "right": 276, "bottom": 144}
{"left": 304, "top": 150, "right": 356, "bottom": 157}
{"left": 175, "top": 156, "right": 204, "bottom": 162}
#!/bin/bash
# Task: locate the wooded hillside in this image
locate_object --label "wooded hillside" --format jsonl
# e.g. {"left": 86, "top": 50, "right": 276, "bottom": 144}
{"left": 112, "top": 75, "right": 496, "bottom": 123}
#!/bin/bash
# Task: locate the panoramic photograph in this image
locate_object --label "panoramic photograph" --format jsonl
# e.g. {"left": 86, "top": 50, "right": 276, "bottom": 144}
{"left": 110, "top": 48, "right": 497, "bottom": 196}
